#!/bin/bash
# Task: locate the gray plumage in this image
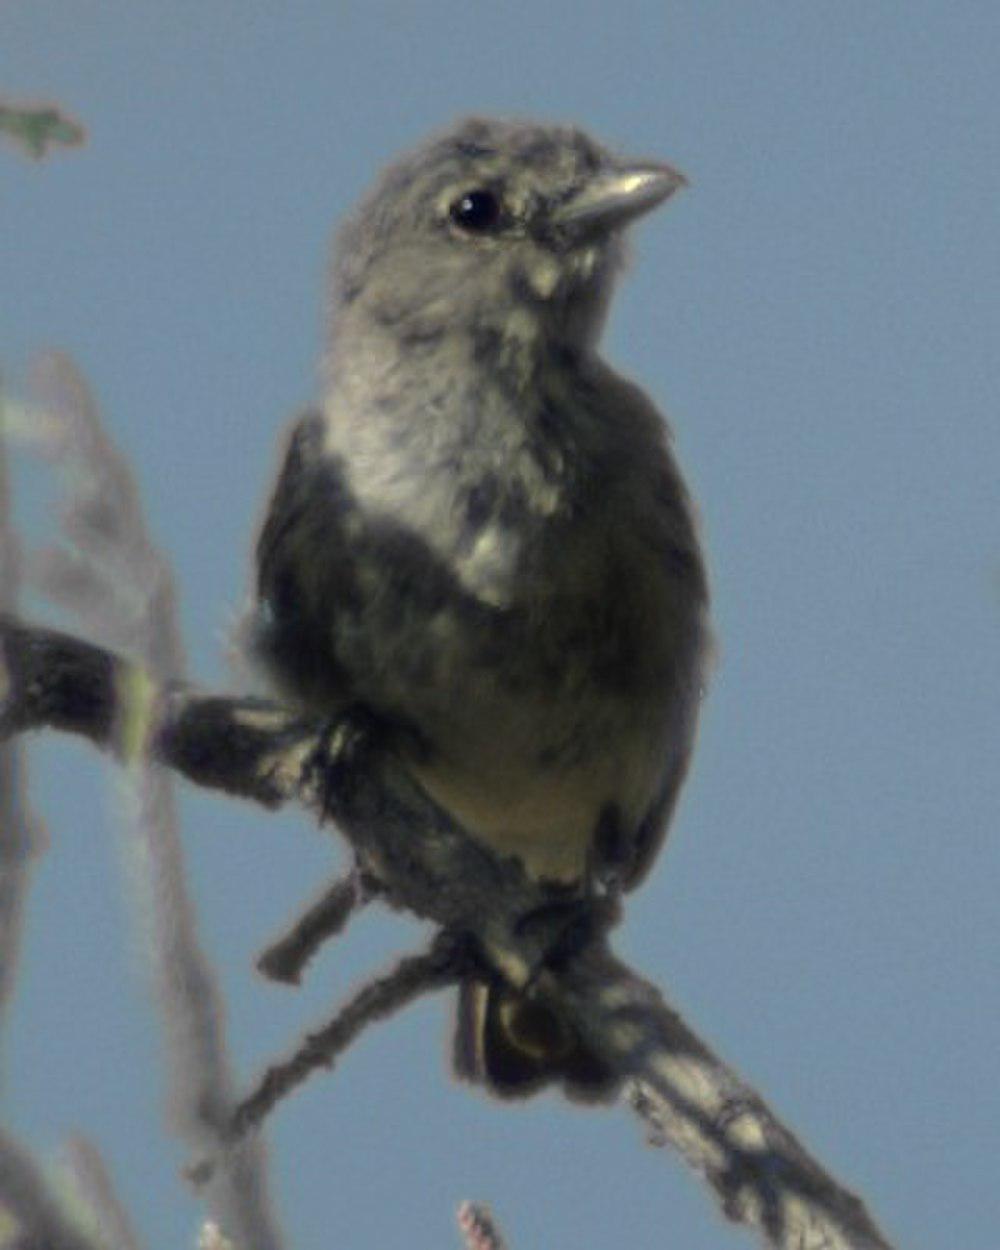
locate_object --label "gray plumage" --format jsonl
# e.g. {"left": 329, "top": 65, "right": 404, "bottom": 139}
{"left": 253, "top": 117, "right": 711, "bottom": 1094}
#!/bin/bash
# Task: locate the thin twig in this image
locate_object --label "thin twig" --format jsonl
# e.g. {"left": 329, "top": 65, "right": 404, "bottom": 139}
{"left": 237, "top": 931, "right": 465, "bottom": 1139}
{"left": 256, "top": 868, "right": 380, "bottom": 984}
{"left": 63, "top": 1138, "right": 145, "bottom": 1250}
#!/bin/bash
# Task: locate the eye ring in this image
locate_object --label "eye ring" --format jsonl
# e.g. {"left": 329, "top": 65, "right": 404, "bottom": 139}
{"left": 448, "top": 188, "right": 504, "bottom": 234}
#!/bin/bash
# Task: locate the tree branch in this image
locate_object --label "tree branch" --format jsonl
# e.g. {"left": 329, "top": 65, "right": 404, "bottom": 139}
{"left": 0, "top": 1130, "right": 103, "bottom": 1250}
{"left": 234, "top": 931, "right": 466, "bottom": 1143}
{"left": 256, "top": 867, "right": 382, "bottom": 984}
{"left": 63, "top": 1137, "right": 146, "bottom": 1250}
{"left": 0, "top": 615, "right": 896, "bottom": 1250}
{"left": 0, "top": 391, "right": 43, "bottom": 1035}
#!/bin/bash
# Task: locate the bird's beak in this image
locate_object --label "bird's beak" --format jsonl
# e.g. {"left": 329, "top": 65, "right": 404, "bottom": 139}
{"left": 551, "top": 162, "right": 687, "bottom": 235}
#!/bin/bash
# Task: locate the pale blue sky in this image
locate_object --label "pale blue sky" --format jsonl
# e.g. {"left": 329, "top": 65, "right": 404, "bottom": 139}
{"left": 2, "top": 4, "right": 999, "bottom": 1248}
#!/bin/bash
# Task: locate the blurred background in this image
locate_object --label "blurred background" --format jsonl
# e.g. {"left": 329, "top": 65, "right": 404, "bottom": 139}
{"left": 2, "top": 3, "right": 999, "bottom": 1247}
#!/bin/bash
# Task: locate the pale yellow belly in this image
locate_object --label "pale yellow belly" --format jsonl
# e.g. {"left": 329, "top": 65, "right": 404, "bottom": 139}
{"left": 408, "top": 691, "right": 675, "bottom": 885}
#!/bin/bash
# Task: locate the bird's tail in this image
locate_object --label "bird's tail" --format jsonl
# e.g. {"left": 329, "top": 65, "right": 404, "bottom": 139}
{"left": 453, "top": 980, "right": 613, "bottom": 1098}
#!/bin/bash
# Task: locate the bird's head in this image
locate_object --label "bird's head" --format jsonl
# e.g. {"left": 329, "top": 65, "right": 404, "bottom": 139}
{"left": 330, "top": 117, "right": 685, "bottom": 358}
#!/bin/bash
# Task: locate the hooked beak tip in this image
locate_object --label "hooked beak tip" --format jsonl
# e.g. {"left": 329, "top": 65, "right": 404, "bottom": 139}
{"left": 552, "top": 160, "right": 688, "bottom": 234}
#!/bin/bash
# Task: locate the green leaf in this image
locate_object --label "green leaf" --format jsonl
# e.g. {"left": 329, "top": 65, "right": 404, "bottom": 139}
{"left": 0, "top": 102, "right": 85, "bottom": 159}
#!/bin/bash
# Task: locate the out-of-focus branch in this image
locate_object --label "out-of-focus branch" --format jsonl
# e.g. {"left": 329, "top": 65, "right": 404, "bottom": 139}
{"left": 0, "top": 1130, "right": 102, "bottom": 1250}
{"left": 18, "top": 355, "right": 285, "bottom": 1250}
{"left": 456, "top": 1202, "right": 508, "bottom": 1250}
{"left": 63, "top": 1138, "right": 145, "bottom": 1250}
{"left": 0, "top": 386, "right": 43, "bottom": 1039}
{"left": 0, "top": 615, "right": 896, "bottom": 1250}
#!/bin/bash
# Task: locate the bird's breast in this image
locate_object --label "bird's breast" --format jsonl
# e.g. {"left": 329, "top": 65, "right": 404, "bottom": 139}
{"left": 305, "top": 376, "right": 708, "bottom": 885}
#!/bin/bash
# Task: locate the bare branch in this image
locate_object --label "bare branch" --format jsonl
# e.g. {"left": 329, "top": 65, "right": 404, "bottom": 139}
{"left": 0, "top": 1130, "right": 102, "bottom": 1250}
{"left": 29, "top": 355, "right": 182, "bottom": 674}
{"left": 0, "top": 387, "right": 44, "bottom": 1037}
{"left": 188, "top": 934, "right": 464, "bottom": 1185}
{"left": 0, "top": 616, "right": 897, "bottom": 1249}
{"left": 62, "top": 1138, "right": 145, "bottom": 1250}
{"left": 235, "top": 931, "right": 465, "bottom": 1142}
{"left": 20, "top": 357, "right": 285, "bottom": 1250}
{"left": 551, "top": 947, "right": 894, "bottom": 1250}
{"left": 256, "top": 867, "right": 382, "bottom": 984}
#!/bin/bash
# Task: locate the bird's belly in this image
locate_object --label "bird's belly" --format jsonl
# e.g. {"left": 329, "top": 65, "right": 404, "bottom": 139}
{"left": 393, "top": 603, "right": 702, "bottom": 886}
{"left": 410, "top": 722, "right": 668, "bottom": 885}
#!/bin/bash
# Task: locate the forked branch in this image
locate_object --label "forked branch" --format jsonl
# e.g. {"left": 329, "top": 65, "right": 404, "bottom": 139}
{"left": 0, "top": 615, "right": 895, "bottom": 1250}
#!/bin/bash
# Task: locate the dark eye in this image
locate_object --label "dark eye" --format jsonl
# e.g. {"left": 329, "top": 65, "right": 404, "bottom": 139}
{"left": 449, "top": 188, "right": 503, "bottom": 233}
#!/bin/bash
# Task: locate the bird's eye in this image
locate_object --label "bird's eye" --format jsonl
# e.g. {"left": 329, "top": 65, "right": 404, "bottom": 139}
{"left": 448, "top": 189, "right": 503, "bottom": 233}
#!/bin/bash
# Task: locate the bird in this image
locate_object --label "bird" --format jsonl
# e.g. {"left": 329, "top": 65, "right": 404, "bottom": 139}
{"left": 252, "top": 116, "right": 711, "bottom": 1096}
